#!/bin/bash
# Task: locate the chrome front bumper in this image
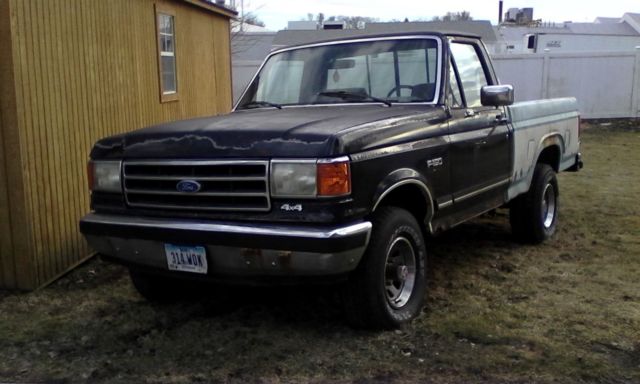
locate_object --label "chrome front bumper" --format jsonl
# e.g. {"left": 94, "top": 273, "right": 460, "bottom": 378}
{"left": 80, "top": 213, "right": 372, "bottom": 276}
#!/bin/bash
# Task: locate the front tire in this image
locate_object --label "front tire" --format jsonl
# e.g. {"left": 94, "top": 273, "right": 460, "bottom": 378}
{"left": 510, "top": 163, "right": 559, "bottom": 244}
{"left": 343, "top": 207, "right": 427, "bottom": 329}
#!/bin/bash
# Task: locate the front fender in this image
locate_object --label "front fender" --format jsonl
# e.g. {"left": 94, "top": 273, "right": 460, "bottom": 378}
{"left": 371, "top": 168, "right": 435, "bottom": 220}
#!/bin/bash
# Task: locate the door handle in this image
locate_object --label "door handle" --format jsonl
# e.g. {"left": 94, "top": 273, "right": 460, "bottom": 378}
{"left": 465, "top": 109, "right": 475, "bottom": 118}
{"left": 495, "top": 114, "right": 508, "bottom": 124}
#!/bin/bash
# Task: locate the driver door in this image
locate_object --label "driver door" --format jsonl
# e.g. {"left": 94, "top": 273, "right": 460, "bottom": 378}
{"left": 447, "top": 40, "right": 511, "bottom": 205}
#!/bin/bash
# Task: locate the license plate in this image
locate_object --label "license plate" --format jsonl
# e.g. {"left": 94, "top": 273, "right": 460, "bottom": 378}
{"left": 164, "top": 244, "right": 208, "bottom": 274}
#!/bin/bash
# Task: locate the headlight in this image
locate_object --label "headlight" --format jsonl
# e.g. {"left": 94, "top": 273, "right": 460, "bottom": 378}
{"left": 270, "top": 160, "right": 317, "bottom": 197}
{"left": 270, "top": 157, "right": 351, "bottom": 198}
{"left": 88, "top": 160, "right": 122, "bottom": 192}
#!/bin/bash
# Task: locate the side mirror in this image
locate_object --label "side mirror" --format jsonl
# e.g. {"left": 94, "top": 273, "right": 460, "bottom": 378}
{"left": 481, "top": 85, "right": 514, "bottom": 107}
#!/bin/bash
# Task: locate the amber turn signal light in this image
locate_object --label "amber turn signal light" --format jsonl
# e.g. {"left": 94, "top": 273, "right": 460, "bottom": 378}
{"left": 317, "top": 161, "right": 351, "bottom": 196}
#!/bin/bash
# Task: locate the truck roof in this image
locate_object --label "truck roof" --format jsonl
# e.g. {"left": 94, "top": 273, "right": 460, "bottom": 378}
{"left": 272, "top": 31, "right": 481, "bottom": 52}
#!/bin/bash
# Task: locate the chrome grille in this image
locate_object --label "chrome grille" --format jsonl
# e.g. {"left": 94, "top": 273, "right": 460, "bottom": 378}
{"left": 123, "top": 160, "right": 270, "bottom": 212}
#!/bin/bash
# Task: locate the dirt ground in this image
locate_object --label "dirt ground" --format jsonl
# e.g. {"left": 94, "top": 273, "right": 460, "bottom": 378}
{"left": 1, "top": 121, "right": 639, "bottom": 384}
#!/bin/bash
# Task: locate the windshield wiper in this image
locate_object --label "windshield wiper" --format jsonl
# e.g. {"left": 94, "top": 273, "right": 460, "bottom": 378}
{"left": 239, "top": 100, "right": 283, "bottom": 110}
{"left": 317, "top": 91, "right": 392, "bottom": 107}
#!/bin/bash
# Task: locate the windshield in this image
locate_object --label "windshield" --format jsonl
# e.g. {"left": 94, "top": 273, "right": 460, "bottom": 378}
{"left": 237, "top": 38, "right": 441, "bottom": 109}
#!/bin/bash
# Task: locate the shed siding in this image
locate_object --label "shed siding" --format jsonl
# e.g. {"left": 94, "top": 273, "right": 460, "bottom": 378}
{"left": 0, "top": 104, "right": 16, "bottom": 289}
{"left": 0, "top": 21, "right": 12, "bottom": 288}
{"left": 1, "top": 0, "right": 36, "bottom": 290}
{"left": 2, "top": 0, "right": 232, "bottom": 289}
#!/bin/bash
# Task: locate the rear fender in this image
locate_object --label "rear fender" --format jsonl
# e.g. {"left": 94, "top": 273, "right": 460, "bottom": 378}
{"left": 537, "top": 133, "right": 564, "bottom": 171}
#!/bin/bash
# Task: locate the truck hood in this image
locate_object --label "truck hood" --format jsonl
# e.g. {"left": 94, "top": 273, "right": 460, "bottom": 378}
{"left": 91, "top": 105, "right": 446, "bottom": 159}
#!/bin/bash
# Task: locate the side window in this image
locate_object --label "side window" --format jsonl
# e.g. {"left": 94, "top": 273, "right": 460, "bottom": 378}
{"left": 450, "top": 43, "right": 489, "bottom": 108}
{"left": 448, "top": 60, "right": 462, "bottom": 108}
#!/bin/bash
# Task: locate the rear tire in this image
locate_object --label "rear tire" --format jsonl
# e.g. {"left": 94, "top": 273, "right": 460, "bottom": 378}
{"left": 510, "top": 163, "right": 559, "bottom": 244}
{"left": 343, "top": 207, "right": 427, "bottom": 329}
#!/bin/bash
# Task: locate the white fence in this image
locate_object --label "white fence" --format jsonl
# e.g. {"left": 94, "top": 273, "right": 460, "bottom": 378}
{"left": 492, "top": 49, "right": 640, "bottom": 119}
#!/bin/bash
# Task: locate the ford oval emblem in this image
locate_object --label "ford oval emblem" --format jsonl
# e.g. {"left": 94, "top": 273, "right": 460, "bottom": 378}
{"left": 176, "top": 180, "right": 202, "bottom": 193}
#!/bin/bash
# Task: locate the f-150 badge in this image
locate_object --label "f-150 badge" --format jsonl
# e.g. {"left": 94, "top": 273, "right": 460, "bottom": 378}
{"left": 427, "top": 157, "right": 443, "bottom": 168}
{"left": 280, "top": 204, "right": 303, "bottom": 212}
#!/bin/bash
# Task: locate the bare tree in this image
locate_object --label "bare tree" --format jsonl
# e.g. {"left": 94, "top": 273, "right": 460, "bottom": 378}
{"left": 229, "top": 1, "right": 266, "bottom": 56}
{"left": 301, "top": 13, "right": 326, "bottom": 25}
{"left": 431, "top": 11, "right": 473, "bottom": 22}
{"left": 230, "top": 14, "right": 265, "bottom": 55}
{"left": 242, "top": 14, "right": 265, "bottom": 27}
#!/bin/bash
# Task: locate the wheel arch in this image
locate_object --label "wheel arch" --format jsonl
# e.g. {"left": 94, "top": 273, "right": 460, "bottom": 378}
{"left": 371, "top": 168, "right": 435, "bottom": 230}
{"left": 536, "top": 134, "right": 564, "bottom": 172}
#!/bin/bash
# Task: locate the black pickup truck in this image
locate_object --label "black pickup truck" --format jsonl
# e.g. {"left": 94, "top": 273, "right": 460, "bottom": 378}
{"left": 80, "top": 32, "right": 582, "bottom": 329}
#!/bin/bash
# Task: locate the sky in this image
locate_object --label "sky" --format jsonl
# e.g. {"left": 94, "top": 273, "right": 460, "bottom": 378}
{"left": 234, "top": 0, "right": 640, "bottom": 30}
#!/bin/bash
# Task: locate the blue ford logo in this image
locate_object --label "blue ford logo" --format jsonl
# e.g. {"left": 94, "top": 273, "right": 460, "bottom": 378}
{"left": 176, "top": 180, "right": 202, "bottom": 193}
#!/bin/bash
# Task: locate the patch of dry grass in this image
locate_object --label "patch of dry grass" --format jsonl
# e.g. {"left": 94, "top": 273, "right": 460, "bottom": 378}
{"left": 1, "top": 121, "right": 639, "bottom": 383}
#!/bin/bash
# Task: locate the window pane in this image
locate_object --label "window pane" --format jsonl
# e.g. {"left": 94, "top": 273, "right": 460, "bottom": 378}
{"left": 241, "top": 39, "right": 438, "bottom": 107}
{"left": 159, "top": 14, "right": 173, "bottom": 35}
{"left": 158, "top": 13, "right": 176, "bottom": 96}
{"left": 427, "top": 48, "right": 437, "bottom": 82}
{"left": 161, "top": 34, "right": 174, "bottom": 53}
{"left": 369, "top": 52, "right": 395, "bottom": 99}
{"left": 398, "top": 49, "right": 426, "bottom": 91}
{"left": 325, "top": 56, "right": 367, "bottom": 92}
{"left": 448, "top": 60, "right": 462, "bottom": 108}
{"left": 256, "top": 60, "right": 304, "bottom": 104}
{"left": 161, "top": 55, "right": 176, "bottom": 93}
{"left": 450, "top": 43, "right": 488, "bottom": 108}
{"left": 397, "top": 48, "right": 435, "bottom": 100}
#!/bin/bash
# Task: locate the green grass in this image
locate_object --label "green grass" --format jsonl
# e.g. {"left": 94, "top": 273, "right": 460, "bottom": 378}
{"left": 1, "top": 122, "right": 639, "bottom": 383}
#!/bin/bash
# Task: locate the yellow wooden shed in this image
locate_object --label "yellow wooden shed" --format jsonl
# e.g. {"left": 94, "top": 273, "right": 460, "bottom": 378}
{"left": 0, "top": 0, "right": 236, "bottom": 290}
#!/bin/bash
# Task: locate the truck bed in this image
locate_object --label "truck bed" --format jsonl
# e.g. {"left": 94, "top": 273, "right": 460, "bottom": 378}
{"left": 507, "top": 97, "right": 580, "bottom": 200}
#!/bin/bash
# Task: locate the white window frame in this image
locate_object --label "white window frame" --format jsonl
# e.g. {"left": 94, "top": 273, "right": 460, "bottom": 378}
{"left": 155, "top": 5, "right": 178, "bottom": 102}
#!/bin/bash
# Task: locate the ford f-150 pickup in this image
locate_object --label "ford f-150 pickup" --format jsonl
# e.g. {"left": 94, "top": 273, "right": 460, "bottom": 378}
{"left": 80, "top": 32, "right": 582, "bottom": 329}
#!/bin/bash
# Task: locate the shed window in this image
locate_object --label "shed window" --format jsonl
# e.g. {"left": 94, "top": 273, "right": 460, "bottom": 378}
{"left": 156, "top": 8, "right": 178, "bottom": 101}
